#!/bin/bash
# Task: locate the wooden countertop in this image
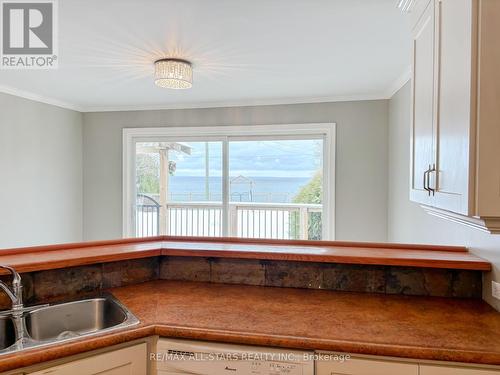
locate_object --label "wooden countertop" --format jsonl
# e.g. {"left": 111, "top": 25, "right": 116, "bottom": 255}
{"left": 0, "top": 280, "right": 498, "bottom": 372}
{"left": 0, "top": 236, "right": 491, "bottom": 273}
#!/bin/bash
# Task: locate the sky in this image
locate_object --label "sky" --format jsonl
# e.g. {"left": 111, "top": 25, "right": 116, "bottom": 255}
{"left": 168, "top": 139, "right": 323, "bottom": 178}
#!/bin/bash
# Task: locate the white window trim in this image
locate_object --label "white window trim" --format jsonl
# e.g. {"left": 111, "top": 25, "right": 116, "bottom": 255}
{"left": 122, "top": 123, "right": 336, "bottom": 240}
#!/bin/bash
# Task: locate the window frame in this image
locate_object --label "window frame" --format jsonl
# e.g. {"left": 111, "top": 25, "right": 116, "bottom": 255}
{"left": 123, "top": 123, "right": 336, "bottom": 240}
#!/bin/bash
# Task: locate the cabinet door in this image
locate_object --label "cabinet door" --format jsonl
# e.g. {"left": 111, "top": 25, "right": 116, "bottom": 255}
{"left": 411, "top": 0, "right": 432, "bottom": 30}
{"left": 410, "top": 0, "right": 436, "bottom": 206}
{"left": 433, "top": 0, "right": 474, "bottom": 215}
{"left": 316, "top": 355, "right": 418, "bottom": 375}
{"left": 420, "top": 364, "right": 500, "bottom": 374}
{"left": 29, "top": 343, "right": 147, "bottom": 375}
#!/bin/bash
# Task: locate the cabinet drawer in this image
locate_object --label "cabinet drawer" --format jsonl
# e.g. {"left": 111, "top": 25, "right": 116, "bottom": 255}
{"left": 29, "top": 343, "right": 147, "bottom": 375}
{"left": 420, "top": 364, "right": 500, "bottom": 375}
{"left": 316, "top": 355, "right": 418, "bottom": 375}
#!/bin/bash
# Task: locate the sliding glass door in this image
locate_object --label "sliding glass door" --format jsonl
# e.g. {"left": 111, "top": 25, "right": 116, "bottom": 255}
{"left": 126, "top": 124, "right": 333, "bottom": 240}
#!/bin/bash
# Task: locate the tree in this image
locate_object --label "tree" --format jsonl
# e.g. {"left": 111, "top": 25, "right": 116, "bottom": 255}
{"left": 293, "top": 171, "right": 322, "bottom": 204}
{"left": 292, "top": 171, "right": 323, "bottom": 240}
{"left": 136, "top": 154, "right": 160, "bottom": 194}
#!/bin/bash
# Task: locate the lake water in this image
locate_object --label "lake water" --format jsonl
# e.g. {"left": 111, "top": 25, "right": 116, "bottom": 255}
{"left": 168, "top": 176, "right": 310, "bottom": 203}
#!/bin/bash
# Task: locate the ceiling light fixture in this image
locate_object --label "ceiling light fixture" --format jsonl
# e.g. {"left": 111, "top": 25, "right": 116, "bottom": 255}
{"left": 154, "top": 58, "right": 193, "bottom": 89}
{"left": 396, "top": 0, "right": 415, "bottom": 13}
{"left": 398, "top": 0, "right": 415, "bottom": 13}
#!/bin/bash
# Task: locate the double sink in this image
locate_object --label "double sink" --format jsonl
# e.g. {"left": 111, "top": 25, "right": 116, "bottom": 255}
{"left": 0, "top": 295, "right": 139, "bottom": 354}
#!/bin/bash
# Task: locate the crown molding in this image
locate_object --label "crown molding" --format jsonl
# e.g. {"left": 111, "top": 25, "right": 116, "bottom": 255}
{"left": 0, "top": 67, "right": 412, "bottom": 113}
{"left": 384, "top": 65, "right": 412, "bottom": 99}
{"left": 82, "top": 93, "right": 386, "bottom": 113}
{"left": 0, "top": 84, "right": 84, "bottom": 112}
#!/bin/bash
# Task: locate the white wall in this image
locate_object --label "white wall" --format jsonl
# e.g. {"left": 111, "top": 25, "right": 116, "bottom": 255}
{"left": 0, "top": 93, "right": 83, "bottom": 248}
{"left": 83, "top": 100, "right": 389, "bottom": 242}
{"left": 388, "top": 82, "right": 500, "bottom": 310}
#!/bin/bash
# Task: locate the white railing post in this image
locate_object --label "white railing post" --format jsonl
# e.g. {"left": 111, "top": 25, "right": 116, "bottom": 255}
{"left": 300, "top": 207, "right": 309, "bottom": 240}
{"left": 157, "top": 201, "right": 321, "bottom": 239}
{"left": 164, "top": 204, "right": 170, "bottom": 236}
{"left": 229, "top": 203, "right": 238, "bottom": 237}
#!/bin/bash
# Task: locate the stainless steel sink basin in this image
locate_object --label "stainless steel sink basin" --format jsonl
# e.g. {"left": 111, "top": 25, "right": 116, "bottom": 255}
{"left": 0, "top": 294, "right": 139, "bottom": 356}
{"left": 0, "top": 316, "right": 16, "bottom": 350}
{"left": 25, "top": 297, "right": 134, "bottom": 342}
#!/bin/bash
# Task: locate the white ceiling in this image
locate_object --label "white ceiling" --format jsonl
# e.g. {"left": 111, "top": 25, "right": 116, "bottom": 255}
{"left": 0, "top": 0, "right": 411, "bottom": 112}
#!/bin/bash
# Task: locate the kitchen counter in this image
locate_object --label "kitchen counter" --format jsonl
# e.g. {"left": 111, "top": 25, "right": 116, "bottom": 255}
{"left": 0, "top": 280, "right": 499, "bottom": 372}
{"left": 0, "top": 236, "right": 491, "bottom": 274}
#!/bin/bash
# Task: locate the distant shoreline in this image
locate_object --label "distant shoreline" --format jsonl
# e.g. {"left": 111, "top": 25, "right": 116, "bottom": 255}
{"left": 166, "top": 176, "right": 311, "bottom": 204}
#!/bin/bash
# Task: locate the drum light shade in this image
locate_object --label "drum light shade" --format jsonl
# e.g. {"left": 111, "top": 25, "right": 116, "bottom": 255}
{"left": 154, "top": 59, "right": 193, "bottom": 89}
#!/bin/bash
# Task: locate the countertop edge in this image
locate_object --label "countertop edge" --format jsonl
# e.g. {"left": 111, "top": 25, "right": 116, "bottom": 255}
{"left": 0, "top": 237, "right": 491, "bottom": 274}
{"left": 0, "top": 321, "right": 499, "bottom": 373}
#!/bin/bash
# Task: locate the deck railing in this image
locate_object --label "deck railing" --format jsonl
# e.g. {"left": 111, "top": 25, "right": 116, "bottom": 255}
{"left": 166, "top": 202, "right": 223, "bottom": 237}
{"left": 229, "top": 202, "right": 322, "bottom": 240}
{"left": 135, "top": 199, "right": 322, "bottom": 240}
{"left": 135, "top": 194, "right": 160, "bottom": 237}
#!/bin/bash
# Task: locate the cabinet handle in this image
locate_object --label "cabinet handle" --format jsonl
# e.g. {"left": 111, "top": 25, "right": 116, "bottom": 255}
{"left": 428, "top": 164, "right": 436, "bottom": 196}
{"left": 423, "top": 168, "right": 430, "bottom": 194}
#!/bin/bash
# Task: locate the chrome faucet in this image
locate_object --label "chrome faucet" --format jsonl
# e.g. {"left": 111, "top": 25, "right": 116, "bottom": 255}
{"left": 0, "top": 265, "right": 23, "bottom": 314}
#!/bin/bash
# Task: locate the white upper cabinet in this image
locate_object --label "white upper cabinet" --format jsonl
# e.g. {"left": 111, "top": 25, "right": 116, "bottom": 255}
{"left": 410, "top": 0, "right": 500, "bottom": 233}
{"left": 433, "top": 0, "right": 473, "bottom": 215}
{"left": 410, "top": 0, "right": 436, "bottom": 206}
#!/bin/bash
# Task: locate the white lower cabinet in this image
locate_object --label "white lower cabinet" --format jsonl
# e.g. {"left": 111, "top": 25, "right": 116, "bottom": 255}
{"left": 28, "top": 343, "right": 147, "bottom": 375}
{"left": 316, "top": 354, "right": 500, "bottom": 375}
{"left": 420, "top": 364, "right": 500, "bottom": 375}
{"left": 316, "top": 355, "right": 418, "bottom": 375}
